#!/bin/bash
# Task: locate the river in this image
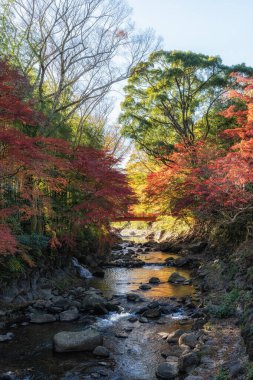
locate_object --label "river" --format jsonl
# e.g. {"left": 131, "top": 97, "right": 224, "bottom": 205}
{"left": 0, "top": 241, "right": 196, "bottom": 380}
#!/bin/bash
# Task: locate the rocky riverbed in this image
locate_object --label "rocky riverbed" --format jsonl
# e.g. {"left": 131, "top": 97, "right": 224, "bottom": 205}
{"left": 0, "top": 239, "right": 249, "bottom": 379}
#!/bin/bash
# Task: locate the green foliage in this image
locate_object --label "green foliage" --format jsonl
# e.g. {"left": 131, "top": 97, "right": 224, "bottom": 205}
{"left": 120, "top": 50, "right": 253, "bottom": 160}
{"left": 215, "top": 368, "right": 229, "bottom": 380}
{"left": 17, "top": 234, "right": 49, "bottom": 251}
{"left": 208, "top": 289, "right": 240, "bottom": 318}
{"left": 7, "top": 256, "right": 25, "bottom": 273}
{"left": 246, "top": 363, "right": 253, "bottom": 379}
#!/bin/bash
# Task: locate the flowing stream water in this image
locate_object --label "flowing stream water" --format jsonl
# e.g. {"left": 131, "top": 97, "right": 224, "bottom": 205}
{"left": 0, "top": 242, "right": 195, "bottom": 380}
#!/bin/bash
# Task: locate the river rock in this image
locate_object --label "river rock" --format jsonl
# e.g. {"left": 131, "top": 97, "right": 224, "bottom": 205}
{"left": 127, "top": 293, "right": 143, "bottom": 302}
{"left": 178, "top": 352, "right": 200, "bottom": 372}
{"left": 148, "top": 301, "right": 160, "bottom": 308}
{"left": 0, "top": 372, "right": 17, "bottom": 380}
{"left": 166, "top": 329, "right": 186, "bottom": 343}
{"left": 173, "top": 257, "right": 187, "bottom": 267}
{"left": 139, "top": 316, "right": 149, "bottom": 323}
{"left": 185, "top": 377, "right": 204, "bottom": 380}
{"left": 156, "top": 362, "right": 178, "bottom": 379}
{"left": 179, "top": 332, "right": 199, "bottom": 348}
{"left": 168, "top": 272, "right": 187, "bottom": 283}
{"left": 142, "top": 308, "right": 161, "bottom": 318}
{"left": 30, "top": 313, "right": 57, "bottom": 323}
{"left": 128, "top": 316, "right": 138, "bottom": 323}
{"left": 149, "top": 277, "right": 160, "bottom": 284}
{"left": 93, "top": 346, "right": 110, "bottom": 357}
{"left": 222, "top": 359, "right": 245, "bottom": 378}
{"left": 53, "top": 327, "right": 103, "bottom": 352}
{"left": 51, "top": 296, "right": 70, "bottom": 310}
{"left": 0, "top": 333, "right": 14, "bottom": 342}
{"left": 82, "top": 293, "right": 108, "bottom": 315}
{"left": 139, "top": 284, "right": 152, "bottom": 290}
{"left": 115, "top": 332, "right": 128, "bottom": 338}
{"left": 59, "top": 307, "right": 79, "bottom": 322}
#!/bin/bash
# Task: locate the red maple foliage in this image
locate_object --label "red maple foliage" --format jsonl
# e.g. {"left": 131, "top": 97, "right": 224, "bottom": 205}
{"left": 0, "top": 60, "right": 133, "bottom": 255}
{"left": 0, "top": 60, "right": 42, "bottom": 126}
{"left": 147, "top": 74, "right": 253, "bottom": 225}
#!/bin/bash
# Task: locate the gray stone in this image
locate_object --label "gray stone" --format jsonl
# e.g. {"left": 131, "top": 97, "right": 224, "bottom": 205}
{"left": 30, "top": 313, "right": 57, "bottom": 324}
{"left": 185, "top": 377, "right": 204, "bottom": 380}
{"left": 60, "top": 307, "right": 79, "bottom": 322}
{"left": 82, "top": 293, "right": 108, "bottom": 315}
{"left": 179, "top": 332, "right": 198, "bottom": 348}
{"left": 0, "top": 333, "right": 14, "bottom": 342}
{"left": 166, "top": 329, "right": 186, "bottom": 343}
{"left": 139, "top": 316, "right": 148, "bottom": 323}
{"left": 168, "top": 272, "right": 187, "bottom": 283}
{"left": 139, "top": 283, "right": 152, "bottom": 290}
{"left": 149, "top": 277, "right": 160, "bottom": 284}
{"left": 93, "top": 346, "right": 110, "bottom": 357}
{"left": 178, "top": 352, "right": 200, "bottom": 373}
{"left": 156, "top": 362, "right": 178, "bottom": 379}
{"left": 222, "top": 360, "right": 245, "bottom": 378}
{"left": 53, "top": 327, "right": 103, "bottom": 352}
{"left": 51, "top": 296, "right": 69, "bottom": 309}
{"left": 142, "top": 308, "right": 161, "bottom": 318}
{"left": 148, "top": 301, "right": 160, "bottom": 308}
{"left": 128, "top": 316, "right": 138, "bottom": 323}
{"left": 0, "top": 372, "right": 17, "bottom": 379}
{"left": 126, "top": 293, "right": 143, "bottom": 302}
{"left": 38, "top": 288, "right": 53, "bottom": 300}
{"left": 115, "top": 332, "right": 128, "bottom": 338}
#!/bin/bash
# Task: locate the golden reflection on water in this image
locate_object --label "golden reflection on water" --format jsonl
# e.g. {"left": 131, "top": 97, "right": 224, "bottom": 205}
{"left": 89, "top": 251, "right": 194, "bottom": 298}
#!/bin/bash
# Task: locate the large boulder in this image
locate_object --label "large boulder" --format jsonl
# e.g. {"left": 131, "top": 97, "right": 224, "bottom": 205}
{"left": 30, "top": 313, "right": 57, "bottom": 324}
{"left": 178, "top": 332, "right": 199, "bottom": 349}
{"left": 166, "top": 329, "right": 186, "bottom": 343}
{"left": 82, "top": 293, "right": 108, "bottom": 315}
{"left": 59, "top": 307, "right": 79, "bottom": 322}
{"left": 142, "top": 308, "right": 161, "bottom": 319}
{"left": 178, "top": 352, "right": 200, "bottom": 373}
{"left": 93, "top": 346, "right": 110, "bottom": 357}
{"left": 53, "top": 327, "right": 103, "bottom": 352}
{"left": 168, "top": 272, "right": 187, "bottom": 284}
{"left": 126, "top": 293, "right": 143, "bottom": 302}
{"left": 156, "top": 362, "right": 178, "bottom": 379}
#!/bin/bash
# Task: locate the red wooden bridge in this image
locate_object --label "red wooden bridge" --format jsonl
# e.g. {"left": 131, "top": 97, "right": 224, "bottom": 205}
{"left": 112, "top": 213, "right": 159, "bottom": 222}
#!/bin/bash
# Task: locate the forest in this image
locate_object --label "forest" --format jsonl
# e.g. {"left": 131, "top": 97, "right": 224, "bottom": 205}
{"left": 1, "top": 0, "right": 253, "bottom": 379}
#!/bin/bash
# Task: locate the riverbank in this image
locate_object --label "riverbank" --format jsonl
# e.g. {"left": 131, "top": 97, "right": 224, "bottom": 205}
{"left": 0, "top": 236, "right": 252, "bottom": 379}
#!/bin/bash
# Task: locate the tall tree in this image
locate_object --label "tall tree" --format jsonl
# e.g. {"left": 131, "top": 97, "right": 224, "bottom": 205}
{"left": 120, "top": 50, "right": 253, "bottom": 162}
{"left": 0, "top": 0, "right": 160, "bottom": 139}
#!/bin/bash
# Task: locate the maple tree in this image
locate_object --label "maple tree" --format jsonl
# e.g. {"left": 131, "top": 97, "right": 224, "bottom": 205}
{"left": 146, "top": 74, "right": 253, "bottom": 232}
{"left": 0, "top": 60, "right": 133, "bottom": 259}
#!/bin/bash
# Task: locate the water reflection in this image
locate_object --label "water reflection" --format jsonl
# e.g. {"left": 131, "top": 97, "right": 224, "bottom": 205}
{"left": 89, "top": 251, "right": 194, "bottom": 298}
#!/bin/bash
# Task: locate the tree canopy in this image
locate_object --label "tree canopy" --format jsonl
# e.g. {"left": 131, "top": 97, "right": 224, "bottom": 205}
{"left": 120, "top": 50, "right": 253, "bottom": 161}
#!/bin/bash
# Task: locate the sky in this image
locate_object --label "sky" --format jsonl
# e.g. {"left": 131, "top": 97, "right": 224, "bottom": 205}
{"left": 110, "top": 0, "right": 253, "bottom": 124}
{"left": 127, "top": 0, "right": 253, "bottom": 67}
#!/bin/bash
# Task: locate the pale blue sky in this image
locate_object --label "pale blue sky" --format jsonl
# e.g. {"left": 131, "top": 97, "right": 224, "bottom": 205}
{"left": 127, "top": 0, "right": 253, "bottom": 66}
{"left": 110, "top": 0, "right": 253, "bottom": 125}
